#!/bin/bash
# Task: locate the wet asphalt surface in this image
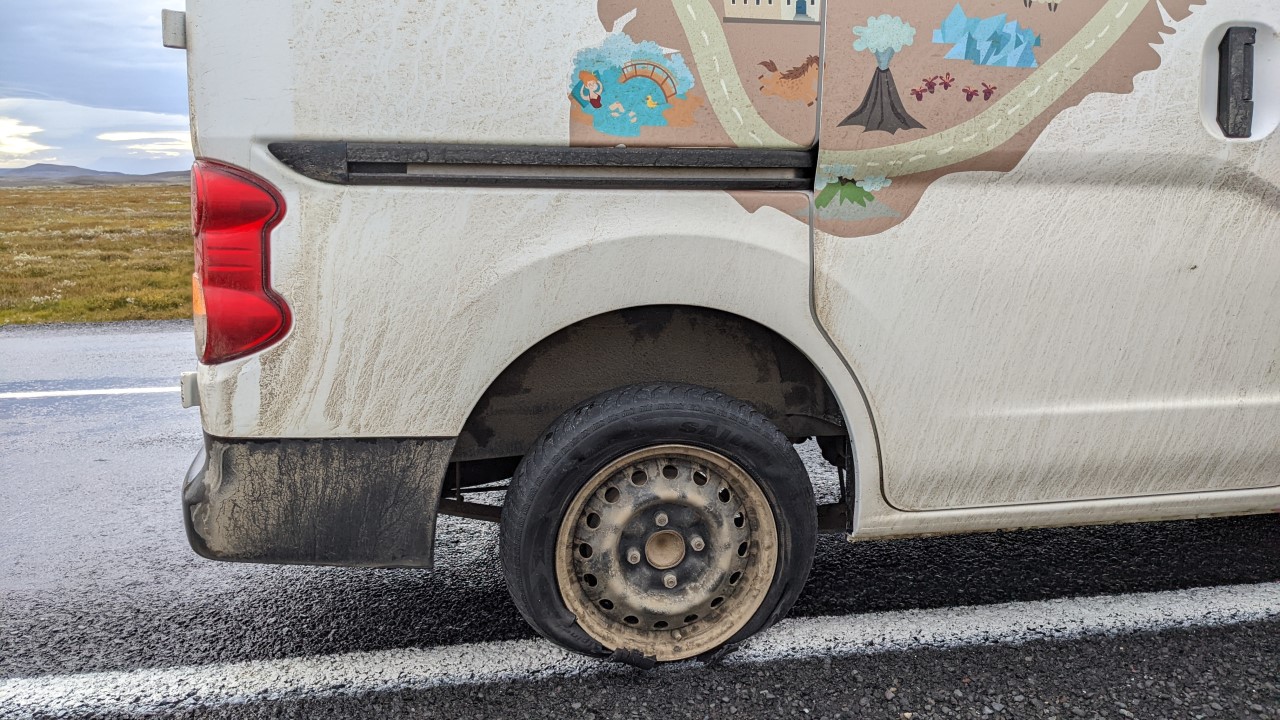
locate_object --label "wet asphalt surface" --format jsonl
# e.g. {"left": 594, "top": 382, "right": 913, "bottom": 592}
{"left": 1, "top": 320, "right": 1278, "bottom": 718}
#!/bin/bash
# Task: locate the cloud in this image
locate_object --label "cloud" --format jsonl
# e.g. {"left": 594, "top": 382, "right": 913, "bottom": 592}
{"left": 0, "top": 117, "right": 55, "bottom": 164}
{"left": 0, "top": 99, "right": 191, "bottom": 173}
{"left": 97, "top": 131, "right": 192, "bottom": 159}
{"left": 0, "top": 0, "right": 188, "bottom": 115}
{"left": 0, "top": 1, "right": 193, "bottom": 173}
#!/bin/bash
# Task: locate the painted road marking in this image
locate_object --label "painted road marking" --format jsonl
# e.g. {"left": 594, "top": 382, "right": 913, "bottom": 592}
{"left": 2, "top": 582, "right": 1275, "bottom": 716}
{"left": 0, "top": 387, "right": 178, "bottom": 400}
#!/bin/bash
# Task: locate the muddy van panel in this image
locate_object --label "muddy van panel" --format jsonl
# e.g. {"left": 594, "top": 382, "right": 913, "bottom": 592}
{"left": 811, "top": 0, "right": 1280, "bottom": 514}
{"left": 177, "top": 0, "right": 1280, "bottom": 662}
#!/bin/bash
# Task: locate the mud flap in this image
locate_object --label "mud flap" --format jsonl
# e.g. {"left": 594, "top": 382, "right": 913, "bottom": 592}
{"left": 183, "top": 435, "right": 455, "bottom": 568}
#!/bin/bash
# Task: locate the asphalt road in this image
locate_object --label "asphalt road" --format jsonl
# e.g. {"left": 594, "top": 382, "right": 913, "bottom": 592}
{"left": 1, "top": 321, "right": 1278, "bottom": 719}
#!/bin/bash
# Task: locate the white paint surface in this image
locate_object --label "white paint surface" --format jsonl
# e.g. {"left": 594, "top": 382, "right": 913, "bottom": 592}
{"left": 0, "top": 387, "right": 178, "bottom": 400}
{"left": 178, "top": 0, "right": 1280, "bottom": 542}
{"left": 815, "top": 0, "right": 1280, "bottom": 516}
{"left": 1, "top": 583, "right": 1276, "bottom": 717}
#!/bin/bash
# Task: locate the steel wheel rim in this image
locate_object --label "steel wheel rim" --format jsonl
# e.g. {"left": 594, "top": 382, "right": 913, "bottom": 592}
{"left": 555, "top": 444, "right": 778, "bottom": 661}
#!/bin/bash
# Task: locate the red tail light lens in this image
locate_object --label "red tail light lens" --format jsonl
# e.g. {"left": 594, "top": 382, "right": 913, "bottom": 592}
{"left": 191, "top": 160, "right": 291, "bottom": 364}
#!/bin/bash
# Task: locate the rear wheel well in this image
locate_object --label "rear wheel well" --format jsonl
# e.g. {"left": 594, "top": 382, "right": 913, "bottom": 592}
{"left": 445, "top": 306, "right": 850, "bottom": 515}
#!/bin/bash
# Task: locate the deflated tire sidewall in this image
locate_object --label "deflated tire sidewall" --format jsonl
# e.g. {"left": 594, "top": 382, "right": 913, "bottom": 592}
{"left": 500, "top": 387, "right": 816, "bottom": 660}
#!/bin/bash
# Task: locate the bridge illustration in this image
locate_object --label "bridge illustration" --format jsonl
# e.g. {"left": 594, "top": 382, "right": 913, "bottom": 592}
{"left": 618, "top": 61, "right": 679, "bottom": 102}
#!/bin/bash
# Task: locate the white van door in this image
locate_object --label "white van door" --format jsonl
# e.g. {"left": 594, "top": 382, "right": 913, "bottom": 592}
{"left": 812, "top": 0, "right": 1280, "bottom": 510}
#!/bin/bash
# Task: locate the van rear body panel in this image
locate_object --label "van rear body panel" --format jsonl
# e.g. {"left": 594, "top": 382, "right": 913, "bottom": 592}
{"left": 179, "top": 0, "right": 1280, "bottom": 574}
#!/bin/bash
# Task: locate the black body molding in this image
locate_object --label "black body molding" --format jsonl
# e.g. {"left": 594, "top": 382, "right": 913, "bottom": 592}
{"left": 269, "top": 142, "right": 816, "bottom": 190}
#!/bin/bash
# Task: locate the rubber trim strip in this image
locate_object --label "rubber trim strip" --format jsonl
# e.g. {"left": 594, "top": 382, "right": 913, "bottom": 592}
{"left": 269, "top": 142, "right": 816, "bottom": 191}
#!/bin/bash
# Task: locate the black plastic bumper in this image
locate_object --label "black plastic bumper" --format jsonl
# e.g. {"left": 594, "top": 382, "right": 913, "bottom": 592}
{"left": 182, "top": 435, "right": 455, "bottom": 568}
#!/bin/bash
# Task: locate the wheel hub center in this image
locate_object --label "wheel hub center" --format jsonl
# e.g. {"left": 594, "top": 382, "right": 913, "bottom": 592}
{"left": 645, "top": 529, "right": 686, "bottom": 570}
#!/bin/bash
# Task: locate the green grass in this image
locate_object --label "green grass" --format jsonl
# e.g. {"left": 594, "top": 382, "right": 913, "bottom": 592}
{"left": 0, "top": 185, "right": 193, "bottom": 325}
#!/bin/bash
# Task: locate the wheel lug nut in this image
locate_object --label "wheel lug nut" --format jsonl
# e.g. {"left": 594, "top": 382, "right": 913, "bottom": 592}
{"left": 627, "top": 548, "right": 642, "bottom": 565}
{"left": 663, "top": 573, "right": 678, "bottom": 588}
{"left": 655, "top": 512, "right": 669, "bottom": 527}
{"left": 691, "top": 536, "right": 705, "bottom": 552}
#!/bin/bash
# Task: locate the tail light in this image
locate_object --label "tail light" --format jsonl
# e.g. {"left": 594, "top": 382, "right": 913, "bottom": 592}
{"left": 191, "top": 160, "right": 291, "bottom": 364}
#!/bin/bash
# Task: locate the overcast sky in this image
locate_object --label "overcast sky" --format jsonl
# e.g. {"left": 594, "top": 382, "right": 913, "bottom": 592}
{"left": 0, "top": 0, "right": 192, "bottom": 173}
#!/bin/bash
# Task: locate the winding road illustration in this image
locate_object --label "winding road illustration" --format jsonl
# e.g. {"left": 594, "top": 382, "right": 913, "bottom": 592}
{"left": 672, "top": 0, "right": 1151, "bottom": 174}
{"left": 820, "top": 0, "right": 1149, "bottom": 175}
{"left": 671, "top": 0, "right": 798, "bottom": 148}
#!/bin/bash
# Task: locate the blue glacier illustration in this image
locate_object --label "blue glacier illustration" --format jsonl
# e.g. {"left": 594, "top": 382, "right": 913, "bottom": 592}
{"left": 932, "top": 4, "right": 1041, "bottom": 68}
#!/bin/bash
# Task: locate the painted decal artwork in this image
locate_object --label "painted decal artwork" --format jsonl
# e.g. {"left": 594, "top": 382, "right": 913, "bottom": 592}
{"left": 816, "top": 0, "right": 1204, "bottom": 237}
{"left": 571, "top": 1, "right": 1204, "bottom": 237}
{"left": 571, "top": 1, "right": 823, "bottom": 148}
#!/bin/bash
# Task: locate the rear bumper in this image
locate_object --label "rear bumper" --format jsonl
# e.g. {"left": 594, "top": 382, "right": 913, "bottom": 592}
{"left": 182, "top": 435, "right": 456, "bottom": 568}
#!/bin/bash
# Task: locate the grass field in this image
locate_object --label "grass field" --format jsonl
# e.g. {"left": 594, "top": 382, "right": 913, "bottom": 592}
{"left": 0, "top": 185, "right": 192, "bottom": 325}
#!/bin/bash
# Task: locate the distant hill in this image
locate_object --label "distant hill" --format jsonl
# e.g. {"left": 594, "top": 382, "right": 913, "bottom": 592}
{"left": 0, "top": 164, "right": 190, "bottom": 188}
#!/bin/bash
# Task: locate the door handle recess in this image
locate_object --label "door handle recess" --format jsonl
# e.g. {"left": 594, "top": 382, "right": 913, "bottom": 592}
{"left": 1217, "top": 27, "right": 1256, "bottom": 139}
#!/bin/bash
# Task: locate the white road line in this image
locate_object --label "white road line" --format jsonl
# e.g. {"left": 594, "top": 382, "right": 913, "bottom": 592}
{"left": 0, "top": 387, "right": 178, "bottom": 400}
{"left": 2, "top": 583, "right": 1275, "bottom": 717}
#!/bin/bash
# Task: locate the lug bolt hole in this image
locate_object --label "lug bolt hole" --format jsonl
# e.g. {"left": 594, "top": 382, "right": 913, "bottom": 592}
{"left": 662, "top": 464, "right": 679, "bottom": 479}
{"left": 604, "top": 487, "right": 620, "bottom": 503}
{"left": 733, "top": 512, "right": 745, "bottom": 528}
{"left": 737, "top": 541, "right": 748, "bottom": 557}
{"left": 579, "top": 543, "right": 594, "bottom": 559}
{"left": 584, "top": 573, "right": 598, "bottom": 587}
{"left": 693, "top": 471, "right": 708, "bottom": 486}
{"left": 600, "top": 599, "right": 614, "bottom": 610}
{"left": 684, "top": 614, "right": 699, "bottom": 623}
{"left": 586, "top": 513, "right": 601, "bottom": 529}
{"left": 654, "top": 620, "right": 669, "bottom": 629}
{"left": 631, "top": 470, "right": 647, "bottom": 486}
{"left": 718, "top": 487, "right": 731, "bottom": 503}
{"left": 624, "top": 616, "right": 639, "bottom": 625}
{"left": 730, "top": 571, "right": 742, "bottom": 585}
{"left": 710, "top": 596, "right": 725, "bottom": 608}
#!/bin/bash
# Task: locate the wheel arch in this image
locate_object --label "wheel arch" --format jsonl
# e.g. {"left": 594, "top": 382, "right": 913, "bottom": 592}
{"left": 446, "top": 305, "right": 862, "bottom": 529}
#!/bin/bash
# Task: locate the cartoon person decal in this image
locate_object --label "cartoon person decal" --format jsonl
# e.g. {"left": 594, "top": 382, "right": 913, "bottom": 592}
{"left": 578, "top": 71, "right": 604, "bottom": 109}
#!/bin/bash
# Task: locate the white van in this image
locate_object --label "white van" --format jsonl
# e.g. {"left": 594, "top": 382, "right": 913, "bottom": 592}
{"left": 171, "top": 0, "right": 1279, "bottom": 663}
